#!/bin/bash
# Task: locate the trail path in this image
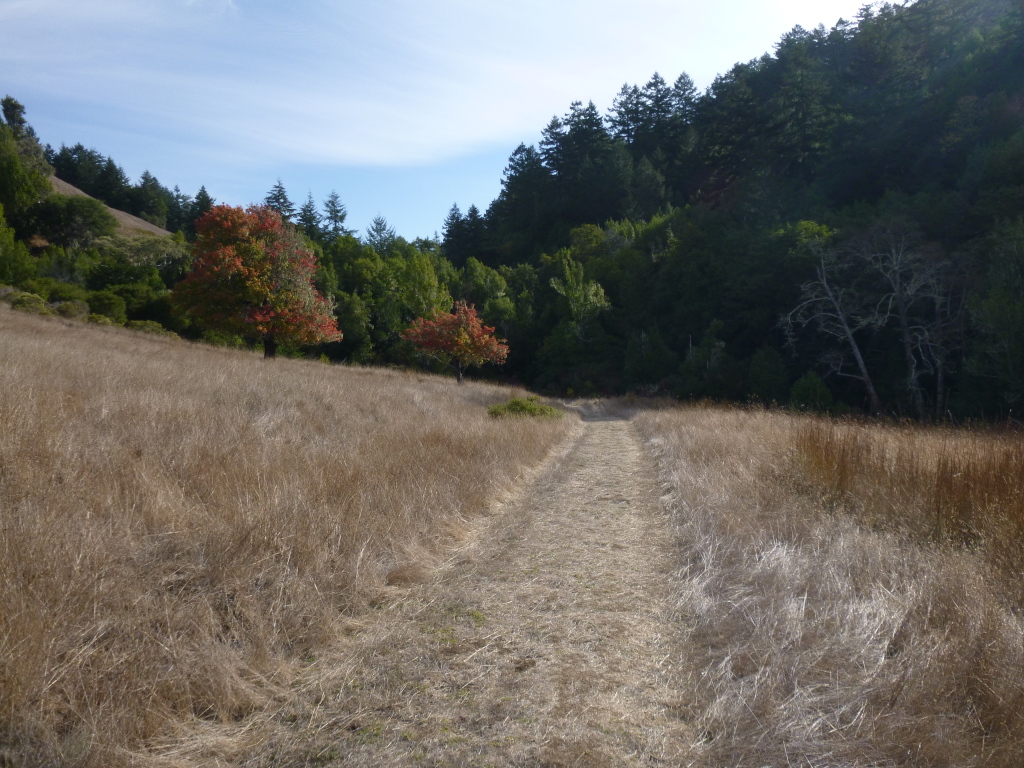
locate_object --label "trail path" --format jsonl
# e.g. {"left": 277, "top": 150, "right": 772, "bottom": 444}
{"left": 292, "top": 412, "right": 691, "bottom": 766}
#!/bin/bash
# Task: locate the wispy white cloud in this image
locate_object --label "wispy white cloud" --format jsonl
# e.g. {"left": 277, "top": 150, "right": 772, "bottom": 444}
{"left": 1, "top": 0, "right": 867, "bottom": 168}
{"left": 1, "top": 0, "right": 868, "bottom": 234}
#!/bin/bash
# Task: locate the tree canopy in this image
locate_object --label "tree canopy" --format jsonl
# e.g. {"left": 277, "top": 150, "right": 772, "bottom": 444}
{"left": 171, "top": 205, "right": 342, "bottom": 357}
{"left": 402, "top": 301, "right": 509, "bottom": 383}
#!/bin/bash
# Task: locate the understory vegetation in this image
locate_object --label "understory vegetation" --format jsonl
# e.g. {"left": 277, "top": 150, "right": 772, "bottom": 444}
{"left": 638, "top": 406, "right": 1024, "bottom": 767}
{"left": 0, "top": 307, "right": 572, "bottom": 767}
{"left": 487, "top": 395, "right": 563, "bottom": 419}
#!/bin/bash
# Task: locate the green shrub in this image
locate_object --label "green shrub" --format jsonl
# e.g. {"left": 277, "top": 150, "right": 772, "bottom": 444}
{"left": 789, "top": 371, "right": 834, "bottom": 413}
{"left": 87, "top": 290, "right": 127, "bottom": 324}
{"left": 18, "top": 277, "right": 60, "bottom": 301}
{"left": 87, "top": 313, "right": 116, "bottom": 326}
{"left": 56, "top": 299, "right": 90, "bottom": 319}
{"left": 125, "top": 320, "right": 176, "bottom": 337}
{"left": 10, "top": 291, "right": 51, "bottom": 315}
{"left": 488, "top": 396, "right": 562, "bottom": 419}
{"left": 48, "top": 282, "right": 89, "bottom": 303}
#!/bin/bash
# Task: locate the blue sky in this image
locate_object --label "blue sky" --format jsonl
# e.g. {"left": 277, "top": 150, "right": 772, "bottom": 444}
{"left": 1, "top": 0, "right": 869, "bottom": 240}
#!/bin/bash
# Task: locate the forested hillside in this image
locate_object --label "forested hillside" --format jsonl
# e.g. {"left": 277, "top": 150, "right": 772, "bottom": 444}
{"left": 3, "top": 0, "right": 1024, "bottom": 418}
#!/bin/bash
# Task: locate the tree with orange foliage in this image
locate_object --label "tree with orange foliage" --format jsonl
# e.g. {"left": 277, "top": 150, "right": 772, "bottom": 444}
{"left": 402, "top": 301, "right": 509, "bottom": 383}
{"left": 172, "top": 204, "right": 342, "bottom": 357}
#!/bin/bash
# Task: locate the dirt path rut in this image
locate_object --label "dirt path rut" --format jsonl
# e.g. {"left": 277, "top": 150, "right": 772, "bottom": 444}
{"left": 294, "top": 414, "right": 691, "bottom": 766}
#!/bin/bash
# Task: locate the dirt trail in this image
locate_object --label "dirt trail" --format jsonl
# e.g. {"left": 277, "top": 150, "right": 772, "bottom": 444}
{"left": 290, "top": 412, "right": 691, "bottom": 766}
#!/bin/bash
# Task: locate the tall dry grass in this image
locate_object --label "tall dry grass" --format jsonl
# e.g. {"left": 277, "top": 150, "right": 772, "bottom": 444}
{"left": 0, "top": 306, "right": 573, "bottom": 766}
{"left": 636, "top": 406, "right": 1024, "bottom": 768}
{"left": 796, "top": 419, "right": 1024, "bottom": 605}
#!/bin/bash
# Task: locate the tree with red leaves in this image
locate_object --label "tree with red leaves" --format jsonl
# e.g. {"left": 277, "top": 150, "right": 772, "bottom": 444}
{"left": 172, "top": 204, "right": 342, "bottom": 358}
{"left": 402, "top": 301, "right": 509, "bottom": 383}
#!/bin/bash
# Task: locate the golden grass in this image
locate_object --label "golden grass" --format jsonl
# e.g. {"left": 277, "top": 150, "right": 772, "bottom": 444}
{"left": 796, "top": 419, "right": 1024, "bottom": 605}
{"left": 636, "top": 406, "right": 1024, "bottom": 768}
{"left": 0, "top": 305, "right": 573, "bottom": 767}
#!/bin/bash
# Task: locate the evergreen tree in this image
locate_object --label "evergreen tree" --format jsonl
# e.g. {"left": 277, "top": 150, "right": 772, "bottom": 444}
{"left": 442, "top": 203, "right": 467, "bottom": 267}
{"left": 297, "top": 191, "right": 323, "bottom": 242}
{"left": 186, "top": 186, "right": 215, "bottom": 240}
{"left": 607, "top": 84, "right": 644, "bottom": 146}
{"left": 264, "top": 178, "right": 295, "bottom": 222}
{"left": 638, "top": 73, "right": 675, "bottom": 158}
{"left": 322, "top": 190, "right": 352, "bottom": 242}
{"left": 1, "top": 96, "right": 35, "bottom": 140}
{"left": 166, "top": 186, "right": 193, "bottom": 234}
{"left": 671, "top": 73, "right": 700, "bottom": 124}
{"left": 0, "top": 123, "right": 51, "bottom": 235}
{"left": 95, "top": 157, "right": 131, "bottom": 210}
{"left": 132, "top": 170, "right": 168, "bottom": 227}
{"left": 486, "top": 143, "right": 553, "bottom": 261}
{"left": 48, "top": 143, "right": 105, "bottom": 191}
{"left": 365, "top": 215, "right": 397, "bottom": 255}
{"left": 463, "top": 205, "right": 487, "bottom": 263}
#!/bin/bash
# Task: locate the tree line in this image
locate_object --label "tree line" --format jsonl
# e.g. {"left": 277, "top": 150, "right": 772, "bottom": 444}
{"left": 3, "top": 0, "right": 1024, "bottom": 419}
{"left": 438, "top": 0, "right": 1024, "bottom": 418}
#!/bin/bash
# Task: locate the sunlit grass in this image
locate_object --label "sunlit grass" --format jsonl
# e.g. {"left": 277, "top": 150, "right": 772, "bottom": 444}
{"left": 637, "top": 405, "right": 1024, "bottom": 768}
{"left": 0, "top": 306, "right": 573, "bottom": 767}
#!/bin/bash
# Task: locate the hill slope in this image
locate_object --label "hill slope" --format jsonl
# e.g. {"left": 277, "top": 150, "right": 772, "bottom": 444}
{"left": 49, "top": 175, "right": 171, "bottom": 238}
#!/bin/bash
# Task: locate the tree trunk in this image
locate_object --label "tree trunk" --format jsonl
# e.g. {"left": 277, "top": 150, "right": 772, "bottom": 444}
{"left": 839, "top": 315, "right": 883, "bottom": 416}
{"left": 454, "top": 362, "right": 464, "bottom": 384}
{"left": 895, "top": 294, "right": 927, "bottom": 421}
{"left": 820, "top": 266, "right": 883, "bottom": 416}
{"left": 263, "top": 332, "right": 277, "bottom": 359}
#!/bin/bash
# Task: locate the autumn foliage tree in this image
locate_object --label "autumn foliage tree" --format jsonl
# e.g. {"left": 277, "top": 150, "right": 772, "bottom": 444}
{"left": 402, "top": 301, "right": 509, "bottom": 382}
{"left": 172, "top": 204, "right": 341, "bottom": 357}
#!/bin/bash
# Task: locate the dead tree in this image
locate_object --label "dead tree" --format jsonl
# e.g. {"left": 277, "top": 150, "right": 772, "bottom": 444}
{"left": 784, "top": 234, "right": 885, "bottom": 416}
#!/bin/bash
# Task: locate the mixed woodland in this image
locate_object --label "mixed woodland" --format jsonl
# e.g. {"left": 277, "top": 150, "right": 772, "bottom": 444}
{"left": 3, "top": 0, "right": 1024, "bottom": 419}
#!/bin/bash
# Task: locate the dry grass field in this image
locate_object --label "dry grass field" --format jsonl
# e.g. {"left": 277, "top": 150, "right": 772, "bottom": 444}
{"left": 636, "top": 406, "right": 1024, "bottom": 768}
{"left": 0, "top": 305, "right": 573, "bottom": 766}
{"left": 6, "top": 299, "right": 1024, "bottom": 767}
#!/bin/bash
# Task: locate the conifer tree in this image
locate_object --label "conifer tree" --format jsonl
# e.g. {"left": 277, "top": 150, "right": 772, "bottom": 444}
{"left": 1, "top": 96, "right": 35, "bottom": 140}
{"left": 264, "top": 178, "right": 295, "bottom": 222}
{"left": 186, "top": 186, "right": 215, "bottom": 240}
{"left": 607, "top": 84, "right": 644, "bottom": 146}
{"left": 442, "top": 203, "right": 466, "bottom": 266}
{"left": 365, "top": 215, "right": 397, "bottom": 255}
{"left": 297, "top": 191, "right": 323, "bottom": 242}
{"left": 322, "top": 190, "right": 352, "bottom": 242}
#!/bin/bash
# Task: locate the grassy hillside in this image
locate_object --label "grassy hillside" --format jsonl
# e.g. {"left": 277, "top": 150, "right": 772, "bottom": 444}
{"left": 48, "top": 176, "right": 171, "bottom": 238}
{"left": 0, "top": 306, "right": 573, "bottom": 766}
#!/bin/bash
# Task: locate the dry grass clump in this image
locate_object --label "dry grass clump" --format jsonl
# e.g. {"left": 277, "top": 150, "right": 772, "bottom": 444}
{"left": 636, "top": 406, "right": 1024, "bottom": 768}
{"left": 796, "top": 419, "right": 1024, "bottom": 604}
{"left": 0, "top": 307, "right": 572, "bottom": 766}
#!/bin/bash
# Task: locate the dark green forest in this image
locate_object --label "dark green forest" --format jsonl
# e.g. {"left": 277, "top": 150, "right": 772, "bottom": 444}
{"left": 3, "top": 0, "right": 1024, "bottom": 419}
